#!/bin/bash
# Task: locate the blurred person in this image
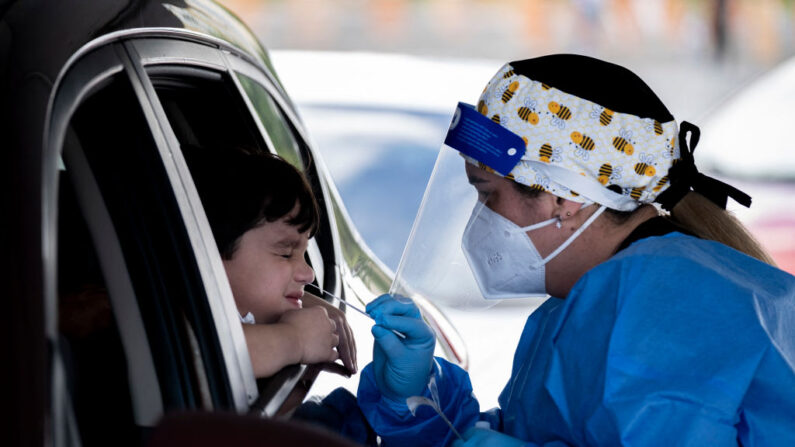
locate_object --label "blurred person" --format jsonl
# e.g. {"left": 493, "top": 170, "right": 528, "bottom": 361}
{"left": 186, "top": 147, "right": 356, "bottom": 378}
{"left": 356, "top": 54, "right": 795, "bottom": 446}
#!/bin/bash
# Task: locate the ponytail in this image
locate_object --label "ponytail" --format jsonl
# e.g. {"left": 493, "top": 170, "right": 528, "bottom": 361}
{"left": 669, "top": 192, "right": 776, "bottom": 266}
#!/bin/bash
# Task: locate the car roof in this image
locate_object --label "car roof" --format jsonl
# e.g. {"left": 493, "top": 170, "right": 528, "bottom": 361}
{"left": 1, "top": 0, "right": 275, "bottom": 83}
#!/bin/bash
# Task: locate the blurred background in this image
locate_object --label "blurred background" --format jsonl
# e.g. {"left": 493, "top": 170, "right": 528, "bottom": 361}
{"left": 220, "top": 0, "right": 795, "bottom": 408}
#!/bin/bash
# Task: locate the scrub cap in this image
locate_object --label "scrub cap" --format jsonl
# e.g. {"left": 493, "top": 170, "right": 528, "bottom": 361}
{"left": 472, "top": 54, "right": 750, "bottom": 211}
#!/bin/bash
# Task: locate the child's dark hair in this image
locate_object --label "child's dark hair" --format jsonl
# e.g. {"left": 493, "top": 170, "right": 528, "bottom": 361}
{"left": 184, "top": 146, "right": 320, "bottom": 259}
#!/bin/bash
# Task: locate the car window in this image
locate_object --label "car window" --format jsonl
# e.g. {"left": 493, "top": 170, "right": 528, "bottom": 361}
{"left": 147, "top": 65, "right": 269, "bottom": 155}
{"left": 237, "top": 72, "right": 305, "bottom": 169}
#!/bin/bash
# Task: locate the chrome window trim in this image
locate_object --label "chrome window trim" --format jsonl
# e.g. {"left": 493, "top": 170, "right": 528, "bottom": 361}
{"left": 51, "top": 28, "right": 288, "bottom": 108}
{"left": 120, "top": 39, "right": 257, "bottom": 411}
{"left": 45, "top": 44, "right": 164, "bottom": 427}
{"left": 131, "top": 38, "right": 227, "bottom": 72}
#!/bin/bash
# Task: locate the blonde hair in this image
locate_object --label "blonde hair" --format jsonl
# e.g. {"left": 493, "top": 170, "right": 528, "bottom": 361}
{"left": 669, "top": 192, "right": 776, "bottom": 266}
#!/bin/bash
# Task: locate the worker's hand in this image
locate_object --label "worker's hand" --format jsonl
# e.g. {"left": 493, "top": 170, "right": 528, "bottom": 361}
{"left": 302, "top": 292, "right": 357, "bottom": 375}
{"left": 278, "top": 306, "right": 339, "bottom": 364}
{"left": 366, "top": 294, "right": 435, "bottom": 400}
{"left": 452, "top": 426, "right": 526, "bottom": 447}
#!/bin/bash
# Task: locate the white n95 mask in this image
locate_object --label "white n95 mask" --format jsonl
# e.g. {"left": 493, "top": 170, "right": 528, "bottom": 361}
{"left": 461, "top": 203, "right": 554, "bottom": 299}
{"left": 462, "top": 201, "right": 606, "bottom": 300}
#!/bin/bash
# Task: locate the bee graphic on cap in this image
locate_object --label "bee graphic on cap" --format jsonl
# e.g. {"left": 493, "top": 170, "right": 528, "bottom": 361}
{"left": 503, "top": 68, "right": 516, "bottom": 79}
{"left": 612, "top": 128, "right": 635, "bottom": 155}
{"left": 477, "top": 100, "right": 489, "bottom": 116}
{"left": 570, "top": 131, "right": 596, "bottom": 161}
{"left": 653, "top": 176, "right": 670, "bottom": 192}
{"left": 571, "top": 131, "right": 596, "bottom": 150}
{"left": 529, "top": 173, "right": 550, "bottom": 192}
{"left": 645, "top": 118, "right": 664, "bottom": 136}
{"left": 597, "top": 163, "right": 623, "bottom": 185}
{"left": 538, "top": 143, "right": 562, "bottom": 163}
{"left": 590, "top": 105, "right": 614, "bottom": 127}
{"left": 626, "top": 186, "right": 646, "bottom": 200}
{"left": 517, "top": 98, "right": 540, "bottom": 125}
{"left": 548, "top": 101, "right": 573, "bottom": 129}
{"left": 497, "top": 113, "right": 515, "bottom": 129}
{"left": 633, "top": 153, "right": 657, "bottom": 177}
{"left": 666, "top": 134, "right": 677, "bottom": 158}
{"left": 502, "top": 81, "right": 520, "bottom": 103}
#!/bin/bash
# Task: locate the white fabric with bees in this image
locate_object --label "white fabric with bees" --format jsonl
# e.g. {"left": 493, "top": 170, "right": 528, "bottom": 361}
{"left": 474, "top": 63, "right": 681, "bottom": 211}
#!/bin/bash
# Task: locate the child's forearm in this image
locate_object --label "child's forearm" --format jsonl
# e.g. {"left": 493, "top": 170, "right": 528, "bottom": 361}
{"left": 241, "top": 323, "right": 302, "bottom": 378}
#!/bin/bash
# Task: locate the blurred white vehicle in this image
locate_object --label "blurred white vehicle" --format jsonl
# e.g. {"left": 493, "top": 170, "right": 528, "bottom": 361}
{"left": 698, "top": 56, "right": 795, "bottom": 274}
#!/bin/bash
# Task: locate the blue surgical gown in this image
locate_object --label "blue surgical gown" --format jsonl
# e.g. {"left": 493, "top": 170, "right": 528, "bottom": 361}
{"left": 358, "top": 232, "right": 795, "bottom": 446}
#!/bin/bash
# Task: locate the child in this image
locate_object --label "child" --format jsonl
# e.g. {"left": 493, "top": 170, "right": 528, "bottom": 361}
{"left": 185, "top": 146, "right": 356, "bottom": 378}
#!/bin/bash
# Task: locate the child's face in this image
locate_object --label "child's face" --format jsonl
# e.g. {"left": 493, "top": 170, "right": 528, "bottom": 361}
{"left": 223, "top": 214, "right": 315, "bottom": 324}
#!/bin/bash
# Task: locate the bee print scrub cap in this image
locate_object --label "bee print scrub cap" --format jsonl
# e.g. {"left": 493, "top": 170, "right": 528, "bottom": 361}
{"left": 471, "top": 54, "right": 751, "bottom": 211}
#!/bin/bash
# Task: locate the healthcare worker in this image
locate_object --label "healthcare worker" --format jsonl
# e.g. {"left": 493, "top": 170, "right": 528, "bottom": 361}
{"left": 357, "top": 55, "right": 795, "bottom": 446}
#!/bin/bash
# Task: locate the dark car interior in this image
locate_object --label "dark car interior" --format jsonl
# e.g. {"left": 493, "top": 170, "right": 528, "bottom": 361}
{"left": 58, "top": 170, "right": 139, "bottom": 447}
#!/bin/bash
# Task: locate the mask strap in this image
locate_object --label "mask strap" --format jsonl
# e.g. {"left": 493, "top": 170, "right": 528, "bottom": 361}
{"left": 531, "top": 204, "right": 607, "bottom": 268}
{"left": 515, "top": 216, "right": 559, "bottom": 233}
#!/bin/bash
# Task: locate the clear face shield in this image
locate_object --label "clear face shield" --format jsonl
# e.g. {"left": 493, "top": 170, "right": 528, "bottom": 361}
{"left": 390, "top": 103, "right": 550, "bottom": 310}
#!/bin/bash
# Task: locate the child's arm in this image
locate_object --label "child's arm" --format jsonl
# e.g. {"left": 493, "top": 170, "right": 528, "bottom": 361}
{"left": 243, "top": 306, "right": 339, "bottom": 378}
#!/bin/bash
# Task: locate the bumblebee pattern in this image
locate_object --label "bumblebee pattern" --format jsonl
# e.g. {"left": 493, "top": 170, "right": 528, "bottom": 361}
{"left": 471, "top": 63, "right": 680, "bottom": 206}
{"left": 502, "top": 81, "right": 520, "bottom": 103}
{"left": 538, "top": 143, "right": 562, "bottom": 163}
{"left": 590, "top": 105, "right": 614, "bottom": 126}
{"left": 597, "top": 163, "right": 623, "bottom": 185}
{"left": 517, "top": 98, "right": 540, "bottom": 125}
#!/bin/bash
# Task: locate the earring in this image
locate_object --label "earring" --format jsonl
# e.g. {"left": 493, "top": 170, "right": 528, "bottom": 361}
{"left": 566, "top": 211, "right": 572, "bottom": 217}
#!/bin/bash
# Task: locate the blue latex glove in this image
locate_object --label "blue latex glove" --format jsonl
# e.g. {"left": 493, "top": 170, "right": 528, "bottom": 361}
{"left": 366, "top": 294, "right": 436, "bottom": 400}
{"left": 452, "top": 426, "right": 527, "bottom": 447}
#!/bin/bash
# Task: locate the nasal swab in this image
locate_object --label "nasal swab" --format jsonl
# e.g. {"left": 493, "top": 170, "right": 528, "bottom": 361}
{"left": 306, "top": 284, "right": 407, "bottom": 339}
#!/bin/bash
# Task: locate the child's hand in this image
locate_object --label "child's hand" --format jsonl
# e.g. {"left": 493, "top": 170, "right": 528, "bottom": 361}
{"left": 279, "top": 307, "right": 340, "bottom": 365}
{"left": 301, "top": 293, "right": 358, "bottom": 375}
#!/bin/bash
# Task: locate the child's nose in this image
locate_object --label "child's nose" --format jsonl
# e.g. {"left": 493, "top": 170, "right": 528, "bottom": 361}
{"left": 295, "top": 257, "right": 315, "bottom": 284}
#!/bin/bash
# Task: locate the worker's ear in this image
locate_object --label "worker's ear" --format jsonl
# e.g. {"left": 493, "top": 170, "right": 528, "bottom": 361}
{"left": 554, "top": 197, "right": 590, "bottom": 226}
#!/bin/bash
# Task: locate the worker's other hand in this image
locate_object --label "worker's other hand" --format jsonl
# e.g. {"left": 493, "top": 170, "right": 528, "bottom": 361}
{"left": 302, "top": 292, "right": 357, "bottom": 375}
{"left": 366, "top": 294, "right": 435, "bottom": 400}
{"left": 452, "top": 426, "right": 526, "bottom": 447}
{"left": 279, "top": 306, "right": 339, "bottom": 364}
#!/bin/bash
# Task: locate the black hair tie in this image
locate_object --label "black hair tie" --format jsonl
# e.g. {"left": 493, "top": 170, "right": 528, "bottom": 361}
{"left": 655, "top": 121, "right": 751, "bottom": 211}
